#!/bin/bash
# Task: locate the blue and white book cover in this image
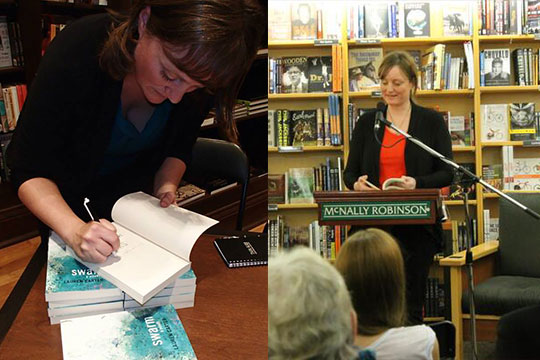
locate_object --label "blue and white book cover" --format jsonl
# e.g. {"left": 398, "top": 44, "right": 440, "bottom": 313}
{"left": 46, "top": 237, "right": 196, "bottom": 302}
{"left": 61, "top": 304, "right": 197, "bottom": 360}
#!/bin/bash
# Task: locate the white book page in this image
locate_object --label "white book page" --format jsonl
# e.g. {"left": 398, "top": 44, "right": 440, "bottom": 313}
{"left": 67, "top": 223, "right": 190, "bottom": 304}
{"left": 112, "top": 192, "right": 218, "bottom": 260}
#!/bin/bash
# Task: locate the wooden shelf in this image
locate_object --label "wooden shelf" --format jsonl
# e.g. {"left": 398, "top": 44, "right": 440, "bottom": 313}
{"left": 452, "top": 146, "right": 475, "bottom": 152}
{"left": 480, "top": 85, "right": 539, "bottom": 93}
{"left": 424, "top": 317, "right": 445, "bottom": 322}
{"left": 478, "top": 34, "right": 537, "bottom": 43}
{"left": 481, "top": 141, "right": 523, "bottom": 147}
{"left": 483, "top": 192, "right": 500, "bottom": 198}
{"left": 268, "top": 93, "right": 334, "bottom": 100}
{"left": 269, "top": 40, "right": 335, "bottom": 48}
{"left": 0, "top": 67, "right": 25, "bottom": 75}
{"left": 347, "top": 36, "right": 472, "bottom": 46}
{"left": 349, "top": 89, "right": 473, "bottom": 99}
{"left": 41, "top": 1, "right": 108, "bottom": 13}
{"left": 268, "top": 146, "right": 344, "bottom": 153}
{"left": 444, "top": 200, "right": 477, "bottom": 206}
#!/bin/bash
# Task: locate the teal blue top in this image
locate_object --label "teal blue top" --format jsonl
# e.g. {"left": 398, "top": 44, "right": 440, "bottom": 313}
{"left": 99, "top": 101, "right": 173, "bottom": 176}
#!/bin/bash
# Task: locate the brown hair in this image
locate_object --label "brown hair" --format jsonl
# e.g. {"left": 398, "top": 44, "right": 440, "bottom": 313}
{"left": 99, "top": 0, "right": 265, "bottom": 142}
{"left": 378, "top": 51, "right": 418, "bottom": 95}
{"left": 335, "top": 228, "right": 406, "bottom": 335}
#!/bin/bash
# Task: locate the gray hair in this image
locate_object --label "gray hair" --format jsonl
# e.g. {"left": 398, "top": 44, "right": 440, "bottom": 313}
{"left": 268, "top": 247, "right": 358, "bottom": 360}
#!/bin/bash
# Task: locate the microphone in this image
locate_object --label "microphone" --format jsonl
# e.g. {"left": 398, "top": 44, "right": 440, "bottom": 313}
{"left": 374, "top": 102, "right": 386, "bottom": 132}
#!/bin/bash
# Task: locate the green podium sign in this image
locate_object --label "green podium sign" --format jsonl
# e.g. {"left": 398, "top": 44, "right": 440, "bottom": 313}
{"left": 314, "top": 190, "right": 442, "bottom": 226}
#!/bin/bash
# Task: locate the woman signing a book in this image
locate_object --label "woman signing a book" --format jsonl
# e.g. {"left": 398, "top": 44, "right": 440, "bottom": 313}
{"left": 7, "top": 0, "right": 264, "bottom": 263}
{"left": 343, "top": 51, "right": 453, "bottom": 325}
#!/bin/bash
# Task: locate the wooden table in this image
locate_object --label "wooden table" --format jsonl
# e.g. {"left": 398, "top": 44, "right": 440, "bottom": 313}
{"left": 0, "top": 235, "right": 268, "bottom": 359}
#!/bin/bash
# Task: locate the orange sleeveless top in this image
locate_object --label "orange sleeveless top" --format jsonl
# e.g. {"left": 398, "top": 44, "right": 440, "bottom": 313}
{"left": 379, "top": 127, "right": 406, "bottom": 187}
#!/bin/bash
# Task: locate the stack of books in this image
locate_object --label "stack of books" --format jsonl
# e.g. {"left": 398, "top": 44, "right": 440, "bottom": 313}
{"left": 46, "top": 236, "right": 197, "bottom": 325}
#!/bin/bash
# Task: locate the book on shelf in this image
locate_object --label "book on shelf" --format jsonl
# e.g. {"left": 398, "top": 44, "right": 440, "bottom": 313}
{"left": 0, "top": 132, "right": 12, "bottom": 183}
{"left": 482, "top": 49, "right": 511, "bottom": 86}
{"left": 268, "top": 2, "right": 291, "bottom": 41}
{"left": 291, "top": 109, "right": 318, "bottom": 146}
{"left": 482, "top": 164, "right": 504, "bottom": 191}
{"left": 268, "top": 174, "right": 286, "bottom": 204}
{"left": 64, "top": 191, "right": 217, "bottom": 304}
{"left": 60, "top": 305, "right": 196, "bottom": 360}
{"left": 509, "top": 102, "right": 536, "bottom": 141}
{"left": 214, "top": 234, "right": 267, "bottom": 268}
{"left": 403, "top": 2, "right": 430, "bottom": 37}
{"left": 447, "top": 162, "right": 476, "bottom": 200}
{"left": 445, "top": 113, "right": 475, "bottom": 146}
{"left": 321, "top": 3, "right": 342, "bottom": 39}
{"left": 364, "top": 2, "right": 389, "bottom": 38}
{"left": 442, "top": 2, "right": 472, "bottom": 36}
{"left": 0, "top": 17, "right": 13, "bottom": 68}
{"left": 526, "top": 0, "right": 540, "bottom": 34}
{"left": 481, "top": 104, "right": 509, "bottom": 142}
{"left": 307, "top": 56, "right": 332, "bottom": 93}
{"left": 287, "top": 167, "right": 315, "bottom": 204}
{"left": 175, "top": 181, "right": 206, "bottom": 206}
{"left": 268, "top": 109, "right": 277, "bottom": 147}
{"left": 282, "top": 56, "right": 309, "bottom": 93}
{"left": 348, "top": 48, "right": 383, "bottom": 91}
{"left": 291, "top": 2, "right": 317, "bottom": 40}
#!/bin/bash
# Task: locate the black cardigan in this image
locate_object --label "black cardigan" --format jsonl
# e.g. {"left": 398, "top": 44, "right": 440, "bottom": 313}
{"left": 7, "top": 14, "right": 213, "bottom": 200}
{"left": 344, "top": 102, "right": 454, "bottom": 190}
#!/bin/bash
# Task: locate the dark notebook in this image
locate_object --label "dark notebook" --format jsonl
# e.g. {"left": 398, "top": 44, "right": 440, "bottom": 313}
{"left": 214, "top": 234, "right": 268, "bottom": 268}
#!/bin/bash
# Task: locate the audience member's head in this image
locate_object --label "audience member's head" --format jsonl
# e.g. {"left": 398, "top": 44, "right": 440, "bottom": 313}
{"left": 268, "top": 247, "right": 358, "bottom": 360}
{"left": 335, "top": 228, "right": 406, "bottom": 335}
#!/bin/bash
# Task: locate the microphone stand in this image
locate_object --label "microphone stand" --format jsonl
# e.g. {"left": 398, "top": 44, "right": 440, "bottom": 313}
{"left": 376, "top": 115, "right": 540, "bottom": 360}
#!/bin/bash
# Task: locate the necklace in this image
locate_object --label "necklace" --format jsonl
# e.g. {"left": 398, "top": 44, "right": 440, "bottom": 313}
{"left": 387, "top": 105, "right": 411, "bottom": 129}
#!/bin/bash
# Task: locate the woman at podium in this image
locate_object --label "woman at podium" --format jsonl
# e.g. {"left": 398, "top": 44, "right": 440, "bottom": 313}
{"left": 343, "top": 51, "right": 453, "bottom": 325}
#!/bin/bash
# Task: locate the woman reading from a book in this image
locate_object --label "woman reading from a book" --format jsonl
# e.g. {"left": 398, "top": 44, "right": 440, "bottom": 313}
{"left": 343, "top": 51, "right": 453, "bottom": 324}
{"left": 7, "top": 0, "right": 265, "bottom": 263}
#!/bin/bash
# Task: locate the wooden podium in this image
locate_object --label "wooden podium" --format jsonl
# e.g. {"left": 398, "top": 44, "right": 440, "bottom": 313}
{"left": 314, "top": 189, "right": 443, "bottom": 226}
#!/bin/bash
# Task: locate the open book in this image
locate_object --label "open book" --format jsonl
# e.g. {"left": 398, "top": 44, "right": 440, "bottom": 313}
{"left": 62, "top": 192, "right": 218, "bottom": 304}
{"left": 382, "top": 177, "right": 407, "bottom": 190}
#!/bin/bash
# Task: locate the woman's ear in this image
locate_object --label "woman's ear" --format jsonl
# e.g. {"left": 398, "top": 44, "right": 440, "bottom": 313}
{"left": 137, "top": 6, "right": 151, "bottom": 38}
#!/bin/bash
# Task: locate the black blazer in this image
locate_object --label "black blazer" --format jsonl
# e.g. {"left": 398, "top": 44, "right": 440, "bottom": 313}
{"left": 7, "top": 14, "right": 213, "bottom": 202}
{"left": 344, "top": 101, "right": 454, "bottom": 190}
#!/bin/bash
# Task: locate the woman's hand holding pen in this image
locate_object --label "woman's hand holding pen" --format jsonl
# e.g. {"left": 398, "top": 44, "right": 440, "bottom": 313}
{"left": 70, "top": 219, "right": 120, "bottom": 263}
{"left": 353, "top": 175, "right": 379, "bottom": 191}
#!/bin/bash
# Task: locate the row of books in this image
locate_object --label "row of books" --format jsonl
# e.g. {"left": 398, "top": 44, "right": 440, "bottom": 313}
{"left": 0, "top": 83, "right": 28, "bottom": 133}
{"left": 268, "top": 1, "right": 474, "bottom": 41}
{"left": 269, "top": 56, "right": 333, "bottom": 94}
{"left": 502, "top": 146, "right": 540, "bottom": 190}
{"left": 0, "top": 17, "right": 24, "bottom": 68}
{"left": 478, "top": 0, "right": 540, "bottom": 35}
{"left": 440, "top": 111, "right": 476, "bottom": 147}
{"left": 268, "top": 215, "right": 347, "bottom": 260}
{"left": 424, "top": 277, "right": 446, "bottom": 318}
{"left": 268, "top": 159, "right": 343, "bottom": 204}
{"left": 480, "top": 48, "right": 539, "bottom": 86}
{"left": 447, "top": 219, "right": 479, "bottom": 254}
{"left": 46, "top": 235, "right": 196, "bottom": 325}
{"left": 0, "top": 132, "right": 12, "bottom": 183}
{"left": 420, "top": 42, "right": 475, "bottom": 90}
{"left": 268, "top": 104, "right": 342, "bottom": 148}
{"left": 481, "top": 103, "right": 540, "bottom": 142}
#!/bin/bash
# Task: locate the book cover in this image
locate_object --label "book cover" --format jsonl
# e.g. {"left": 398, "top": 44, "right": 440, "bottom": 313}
{"left": 481, "top": 104, "right": 509, "bottom": 142}
{"left": 60, "top": 305, "right": 196, "bottom": 360}
{"left": 382, "top": 177, "right": 405, "bottom": 190}
{"left": 482, "top": 164, "right": 503, "bottom": 191}
{"left": 175, "top": 182, "right": 206, "bottom": 206}
{"left": 348, "top": 48, "right": 383, "bottom": 91}
{"left": 443, "top": 2, "right": 471, "bottom": 36}
{"left": 483, "top": 49, "right": 511, "bottom": 86}
{"left": 46, "top": 237, "right": 197, "bottom": 303}
{"left": 447, "top": 115, "right": 473, "bottom": 146}
{"left": 213, "top": 234, "right": 267, "bottom": 268}
{"left": 291, "top": 2, "right": 317, "bottom": 40}
{"left": 65, "top": 192, "right": 217, "bottom": 304}
{"left": 307, "top": 56, "right": 332, "bottom": 93}
{"left": 268, "top": 174, "right": 285, "bottom": 204}
{"left": 509, "top": 103, "right": 536, "bottom": 140}
{"left": 526, "top": 0, "right": 540, "bottom": 34}
{"left": 282, "top": 56, "right": 309, "bottom": 93}
{"left": 268, "top": 2, "right": 291, "bottom": 41}
{"left": 288, "top": 167, "right": 315, "bottom": 204}
{"left": 364, "top": 3, "right": 389, "bottom": 38}
{"left": 404, "top": 2, "right": 430, "bottom": 37}
{"left": 290, "top": 109, "right": 318, "bottom": 146}
{"left": 268, "top": 110, "right": 276, "bottom": 147}
{"left": 448, "top": 163, "right": 476, "bottom": 200}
